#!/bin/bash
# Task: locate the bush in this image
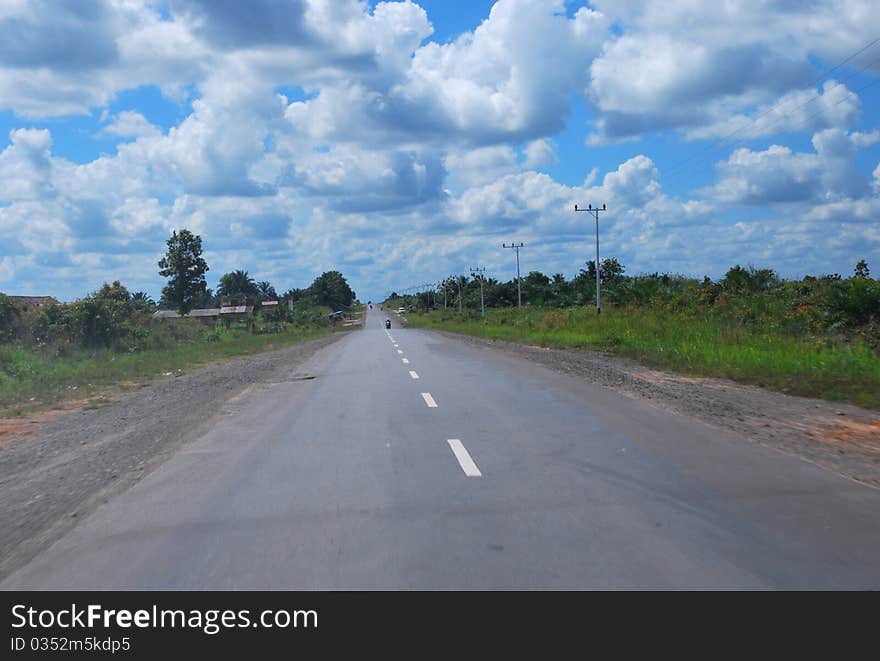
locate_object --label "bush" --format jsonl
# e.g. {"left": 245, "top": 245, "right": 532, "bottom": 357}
{"left": 0, "top": 294, "right": 19, "bottom": 343}
{"left": 826, "top": 278, "right": 880, "bottom": 328}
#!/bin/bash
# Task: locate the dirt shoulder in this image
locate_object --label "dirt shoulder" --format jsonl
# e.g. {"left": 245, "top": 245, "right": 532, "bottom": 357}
{"left": 0, "top": 333, "right": 344, "bottom": 580}
{"left": 431, "top": 330, "right": 880, "bottom": 489}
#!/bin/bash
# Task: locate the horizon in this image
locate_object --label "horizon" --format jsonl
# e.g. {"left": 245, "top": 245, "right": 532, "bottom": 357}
{"left": 1, "top": 1, "right": 878, "bottom": 303}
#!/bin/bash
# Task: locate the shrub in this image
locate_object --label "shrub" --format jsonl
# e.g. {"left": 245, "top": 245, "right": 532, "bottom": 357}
{"left": 0, "top": 294, "right": 19, "bottom": 343}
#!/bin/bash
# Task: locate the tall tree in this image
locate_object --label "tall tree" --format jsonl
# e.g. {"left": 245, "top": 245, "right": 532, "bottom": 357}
{"left": 854, "top": 259, "right": 870, "bottom": 280}
{"left": 158, "top": 229, "right": 209, "bottom": 315}
{"left": 256, "top": 281, "right": 277, "bottom": 300}
{"left": 308, "top": 271, "right": 355, "bottom": 310}
{"left": 217, "top": 270, "right": 259, "bottom": 302}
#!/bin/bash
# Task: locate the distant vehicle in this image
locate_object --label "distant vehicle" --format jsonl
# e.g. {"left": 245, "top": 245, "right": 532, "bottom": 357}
{"left": 397, "top": 307, "right": 406, "bottom": 314}
{"left": 385, "top": 319, "right": 392, "bottom": 329}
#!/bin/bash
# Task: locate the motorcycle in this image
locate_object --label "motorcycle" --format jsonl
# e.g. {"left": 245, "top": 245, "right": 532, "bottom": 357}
{"left": 385, "top": 319, "right": 392, "bottom": 329}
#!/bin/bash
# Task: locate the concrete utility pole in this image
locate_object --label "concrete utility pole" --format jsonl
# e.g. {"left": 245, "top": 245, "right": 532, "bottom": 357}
{"left": 574, "top": 203, "right": 607, "bottom": 315}
{"left": 457, "top": 276, "right": 463, "bottom": 313}
{"left": 470, "top": 266, "right": 486, "bottom": 317}
{"left": 503, "top": 242, "right": 524, "bottom": 307}
{"left": 440, "top": 280, "right": 447, "bottom": 309}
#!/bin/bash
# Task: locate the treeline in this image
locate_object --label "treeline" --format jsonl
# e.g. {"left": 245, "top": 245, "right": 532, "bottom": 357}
{"left": 390, "top": 259, "right": 880, "bottom": 350}
{"left": 0, "top": 229, "right": 357, "bottom": 356}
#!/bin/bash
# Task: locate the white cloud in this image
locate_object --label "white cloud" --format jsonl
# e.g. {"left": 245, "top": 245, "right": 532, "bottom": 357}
{"left": 444, "top": 145, "right": 518, "bottom": 189}
{"left": 523, "top": 139, "right": 557, "bottom": 169}
{"left": 587, "top": 0, "right": 880, "bottom": 142}
{"left": 706, "top": 129, "right": 880, "bottom": 205}
{"left": 101, "top": 111, "right": 162, "bottom": 139}
{"left": 685, "top": 80, "right": 862, "bottom": 141}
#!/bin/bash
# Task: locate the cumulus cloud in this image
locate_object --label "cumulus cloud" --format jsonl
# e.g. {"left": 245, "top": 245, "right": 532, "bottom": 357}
{"left": 444, "top": 145, "right": 519, "bottom": 189}
{"left": 0, "top": 128, "right": 55, "bottom": 202}
{"left": 707, "top": 129, "right": 880, "bottom": 205}
{"left": 685, "top": 80, "right": 863, "bottom": 141}
{"left": 586, "top": 0, "right": 880, "bottom": 142}
{"left": 523, "top": 139, "right": 557, "bottom": 169}
{"left": 101, "top": 111, "right": 162, "bottom": 139}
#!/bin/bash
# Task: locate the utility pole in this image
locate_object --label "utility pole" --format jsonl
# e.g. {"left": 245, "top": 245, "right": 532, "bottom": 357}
{"left": 440, "top": 280, "right": 447, "bottom": 309}
{"left": 574, "top": 203, "right": 607, "bottom": 314}
{"left": 470, "top": 266, "right": 486, "bottom": 317}
{"left": 502, "top": 242, "right": 524, "bottom": 307}
{"left": 457, "top": 276, "right": 463, "bottom": 313}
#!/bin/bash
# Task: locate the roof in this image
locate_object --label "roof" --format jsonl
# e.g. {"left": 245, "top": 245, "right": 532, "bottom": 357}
{"left": 152, "top": 308, "right": 221, "bottom": 319}
{"left": 220, "top": 305, "right": 253, "bottom": 314}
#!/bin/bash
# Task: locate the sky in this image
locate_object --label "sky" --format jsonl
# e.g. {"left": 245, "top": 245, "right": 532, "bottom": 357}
{"left": 0, "top": 0, "right": 879, "bottom": 303}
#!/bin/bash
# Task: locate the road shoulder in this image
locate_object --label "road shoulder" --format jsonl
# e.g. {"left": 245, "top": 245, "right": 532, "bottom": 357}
{"left": 0, "top": 333, "right": 347, "bottom": 580}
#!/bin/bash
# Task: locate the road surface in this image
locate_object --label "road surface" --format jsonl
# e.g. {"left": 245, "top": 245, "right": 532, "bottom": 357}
{"left": 4, "top": 306, "right": 880, "bottom": 589}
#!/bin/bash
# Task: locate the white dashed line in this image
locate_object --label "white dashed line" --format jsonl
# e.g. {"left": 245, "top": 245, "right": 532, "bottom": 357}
{"left": 447, "top": 439, "right": 481, "bottom": 477}
{"left": 397, "top": 349, "right": 403, "bottom": 354}
{"left": 421, "top": 392, "right": 438, "bottom": 408}
{"left": 402, "top": 358, "right": 410, "bottom": 364}
{"left": 409, "top": 370, "right": 419, "bottom": 379}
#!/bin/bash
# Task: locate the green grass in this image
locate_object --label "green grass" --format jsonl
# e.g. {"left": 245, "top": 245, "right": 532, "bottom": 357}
{"left": 0, "top": 324, "right": 341, "bottom": 412}
{"left": 408, "top": 306, "right": 880, "bottom": 409}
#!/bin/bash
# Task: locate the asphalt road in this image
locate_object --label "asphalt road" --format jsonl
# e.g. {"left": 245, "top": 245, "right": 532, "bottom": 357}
{"left": 4, "top": 306, "right": 880, "bottom": 589}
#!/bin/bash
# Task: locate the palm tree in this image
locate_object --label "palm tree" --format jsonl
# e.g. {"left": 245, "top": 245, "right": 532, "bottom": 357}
{"left": 256, "top": 281, "right": 277, "bottom": 300}
{"left": 217, "top": 270, "right": 258, "bottom": 303}
{"left": 131, "top": 291, "right": 155, "bottom": 309}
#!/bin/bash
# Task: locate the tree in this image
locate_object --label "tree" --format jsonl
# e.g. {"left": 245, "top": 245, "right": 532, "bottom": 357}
{"left": 582, "top": 258, "right": 625, "bottom": 284}
{"left": 0, "top": 293, "right": 19, "bottom": 343}
{"left": 721, "top": 265, "right": 778, "bottom": 293}
{"left": 256, "top": 281, "right": 277, "bottom": 300}
{"left": 158, "top": 229, "right": 209, "bottom": 315}
{"left": 281, "top": 288, "right": 306, "bottom": 306}
{"left": 131, "top": 291, "right": 155, "bottom": 309}
{"left": 217, "top": 270, "right": 258, "bottom": 303}
{"left": 95, "top": 280, "right": 131, "bottom": 302}
{"left": 854, "top": 259, "right": 870, "bottom": 280}
{"left": 308, "top": 271, "right": 355, "bottom": 310}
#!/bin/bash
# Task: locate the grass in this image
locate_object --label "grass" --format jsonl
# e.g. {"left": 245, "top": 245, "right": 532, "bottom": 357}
{"left": 0, "top": 324, "right": 342, "bottom": 413}
{"left": 407, "top": 306, "right": 880, "bottom": 409}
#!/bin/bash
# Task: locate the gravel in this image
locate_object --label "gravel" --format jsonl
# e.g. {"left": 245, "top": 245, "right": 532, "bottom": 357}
{"left": 429, "top": 331, "right": 880, "bottom": 490}
{"left": 0, "top": 334, "right": 343, "bottom": 579}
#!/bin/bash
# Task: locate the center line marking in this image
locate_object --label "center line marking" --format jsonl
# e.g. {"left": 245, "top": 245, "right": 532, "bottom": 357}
{"left": 401, "top": 358, "right": 410, "bottom": 364}
{"left": 409, "top": 370, "right": 419, "bottom": 379}
{"left": 447, "top": 439, "right": 482, "bottom": 476}
{"left": 421, "top": 392, "right": 438, "bottom": 407}
{"left": 397, "top": 349, "right": 403, "bottom": 354}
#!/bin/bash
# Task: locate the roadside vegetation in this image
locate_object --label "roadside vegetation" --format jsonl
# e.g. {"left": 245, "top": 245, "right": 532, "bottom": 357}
{"left": 393, "top": 260, "right": 880, "bottom": 409}
{"left": 0, "top": 229, "right": 359, "bottom": 412}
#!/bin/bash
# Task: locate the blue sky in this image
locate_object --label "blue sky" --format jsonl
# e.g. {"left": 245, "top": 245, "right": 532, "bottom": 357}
{"left": 0, "top": 1, "right": 879, "bottom": 302}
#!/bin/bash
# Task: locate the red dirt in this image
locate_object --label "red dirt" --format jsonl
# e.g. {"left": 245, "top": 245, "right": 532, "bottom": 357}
{"left": 0, "top": 396, "right": 117, "bottom": 448}
{"left": 818, "top": 419, "right": 880, "bottom": 454}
